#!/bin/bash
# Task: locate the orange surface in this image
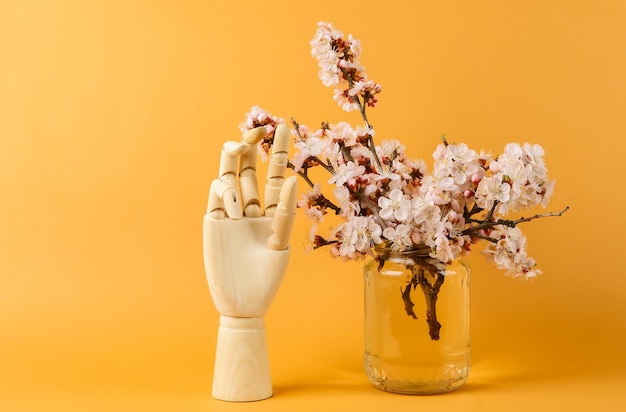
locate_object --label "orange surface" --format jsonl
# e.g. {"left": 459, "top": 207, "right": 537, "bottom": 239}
{"left": 1, "top": 1, "right": 625, "bottom": 411}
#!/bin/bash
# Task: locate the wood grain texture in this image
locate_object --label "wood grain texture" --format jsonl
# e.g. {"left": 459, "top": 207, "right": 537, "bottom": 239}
{"left": 203, "top": 216, "right": 289, "bottom": 317}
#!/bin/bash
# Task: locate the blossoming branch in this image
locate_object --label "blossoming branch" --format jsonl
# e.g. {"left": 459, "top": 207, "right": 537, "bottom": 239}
{"left": 238, "top": 22, "right": 568, "bottom": 280}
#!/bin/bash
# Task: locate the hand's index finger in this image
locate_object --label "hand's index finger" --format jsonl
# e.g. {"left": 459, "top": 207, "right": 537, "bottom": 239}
{"left": 210, "top": 141, "right": 248, "bottom": 219}
{"left": 242, "top": 126, "right": 267, "bottom": 145}
{"left": 264, "top": 123, "right": 290, "bottom": 217}
{"left": 219, "top": 141, "right": 247, "bottom": 187}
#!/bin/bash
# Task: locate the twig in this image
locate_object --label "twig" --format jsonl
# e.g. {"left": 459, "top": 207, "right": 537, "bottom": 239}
{"left": 287, "top": 161, "right": 342, "bottom": 214}
{"left": 417, "top": 265, "right": 445, "bottom": 341}
{"left": 345, "top": 74, "right": 384, "bottom": 174}
{"left": 463, "top": 206, "right": 570, "bottom": 236}
{"left": 288, "top": 161, "right": 316, "bottom": 188}
{"left": 401, "top": 278, "right": 418, "bottom": 320}
{"left": 400, "top": 262, "right": 446, "bottom": 341}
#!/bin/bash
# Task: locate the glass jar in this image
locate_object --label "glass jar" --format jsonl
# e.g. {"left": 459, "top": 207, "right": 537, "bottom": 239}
{"left": 363, "top": 248, "right": 470, "bottom": 394}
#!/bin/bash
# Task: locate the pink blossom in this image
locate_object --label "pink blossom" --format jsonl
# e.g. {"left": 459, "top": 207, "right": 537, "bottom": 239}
{"left": 540, "top": 179, "right": 556, "bottom": 208}
{"left": 420, "top": 175, "right": 457, "bottom": 206}
{"left": 433, "top": 233, "right": 457, "bottom": 263}
{"left": 333, "top": 216, "right": 383, "bottom": 260}
{"left": 293, "top": 133, "right": 328, "bottom": 171}
{"left": 238, "top": 106, "right": 285, "bottom": 161}
{"left": 433, "top": 143, "right": 481, "bottom": 187}
{"left": 333, "top": 88, "right": 360, "bottom": 112}
{"left": 310, "top": 22, "right": 380, "bottom": 112}
{"left": 334, "top": 185, "right": 360, "bottom": 217}
{"left": 297, "top": 184, "right": 325, "bottom": 224}
{"left": 481, "top": 226, "right": 541, "bottom": 279}
{"left": 329, "top": 161, "right": 366, "bottom": 186}
{"left": 411, "top": 195, "right": 439, "bottom": 225}
{"left": 326, "top": 122, "right": 358, "bottom": 146}
{"left": 310, "top": 22, "right": 344, "bottom": 87}
{"left": 522, "top": 143, "right": 548, "bottom": 180}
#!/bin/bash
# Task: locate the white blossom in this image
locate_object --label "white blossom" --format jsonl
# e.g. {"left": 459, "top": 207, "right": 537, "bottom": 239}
{"left": 333, "top": 216, "right": 383, "bottom": 260}
{"left": 481, "top": 226, "right": 542, "bottom": 279}
{"left": 475, "top": 175, "right": 511, "bottom": 210}
{"left": 382, "top": 224, "right": 413, "bottom": 251}
{"left": 328, "top": 161, "right": 365, "bottom": 186}
{"left": 242, "top": 22, "right": 565, "bottom": 285}
{"left": 378, "top": 189, "right": 412, "bottom": 222}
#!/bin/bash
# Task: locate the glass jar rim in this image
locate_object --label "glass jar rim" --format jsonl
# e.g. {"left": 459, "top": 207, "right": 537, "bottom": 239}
{"left": 373, "top": 243, "right": 434, "bottom": 260}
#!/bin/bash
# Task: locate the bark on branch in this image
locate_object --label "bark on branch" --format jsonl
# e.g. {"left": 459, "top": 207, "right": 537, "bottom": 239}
{"left": 400, "top": 261, "right": 446, "bottom": 341}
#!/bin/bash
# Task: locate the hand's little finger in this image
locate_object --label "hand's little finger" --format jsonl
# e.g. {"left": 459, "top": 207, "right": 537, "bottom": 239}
{"left": 268, "top": 176, "right": 297, "bottom": 250}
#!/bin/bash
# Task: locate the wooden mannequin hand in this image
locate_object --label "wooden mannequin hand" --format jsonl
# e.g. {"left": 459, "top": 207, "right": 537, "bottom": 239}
{"left": 202, "top": 123, "right": 296, "bottom": 401}
{"left": 203, "top": 124, "right": 297, "bottom": 318}
{"left": 203, "top": 210, "right": 295, "bottom": 317}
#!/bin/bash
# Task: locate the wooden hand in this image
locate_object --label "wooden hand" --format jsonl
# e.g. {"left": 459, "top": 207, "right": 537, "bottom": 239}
{"left": 202, "top": 124, "right": 296, "bottom": 401}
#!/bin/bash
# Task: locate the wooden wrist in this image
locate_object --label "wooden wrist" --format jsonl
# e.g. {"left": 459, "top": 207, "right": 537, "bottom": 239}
{"left": 212, "top": 315, "right": 272, "bottom": 402}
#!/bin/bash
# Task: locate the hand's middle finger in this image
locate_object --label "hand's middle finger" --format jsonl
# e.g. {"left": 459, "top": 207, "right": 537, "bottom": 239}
{"left": 239, "top": 126, "right": 268, "bottom": 218}
{"left": 264, "top": 123, "right": 290, "bottom": 217}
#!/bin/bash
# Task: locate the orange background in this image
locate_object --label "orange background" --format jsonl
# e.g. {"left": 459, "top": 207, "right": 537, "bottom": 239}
{"left": 1, "top": 1, "right": 625, "bottom": 411}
